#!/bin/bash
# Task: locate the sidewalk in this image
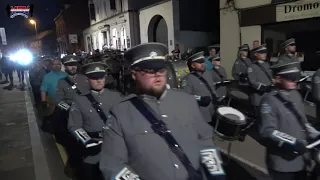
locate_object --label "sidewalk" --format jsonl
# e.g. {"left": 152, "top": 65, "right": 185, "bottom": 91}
{"left": 0, "top": 71, "right": 68, "bottom": 180}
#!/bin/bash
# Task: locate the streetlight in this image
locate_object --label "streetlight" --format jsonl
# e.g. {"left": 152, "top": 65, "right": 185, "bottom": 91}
{"left": 29, "top": 19, "right": 37, "bottom": 36}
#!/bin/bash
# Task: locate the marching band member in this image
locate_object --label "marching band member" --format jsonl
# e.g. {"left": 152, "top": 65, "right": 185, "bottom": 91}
{"left": 258, "top": 60, "right": 320, "bottom": 180}
{"left": 211, "top": 54, "right": 227, "bottom": 98}
{"left": 232, "top": 44, "right": 251, "bottom": 86}
{"left": 278, "top": 38, "right": 300, "bottom": 67}
{"left": 68, "top": 62, "right": 122, "bottom": 180}
{"left": 99, "top": 42, "right": 225, "bottom": 180}
{"left": 247, "top": 44, "right": 273, "bottom": 117}
{"left": 181, "top": 51, "right": 218, "bottom": 123}
{"left": 312, "top": 51, "right": 320, "bottom": 125}
{"left": 53, "top": 55, "right": 89, "bottom": 177}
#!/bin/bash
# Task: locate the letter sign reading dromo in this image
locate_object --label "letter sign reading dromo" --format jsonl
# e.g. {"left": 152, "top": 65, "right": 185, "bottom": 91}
{"left": 276, "top": 0, "right": 320, "bottom": 22}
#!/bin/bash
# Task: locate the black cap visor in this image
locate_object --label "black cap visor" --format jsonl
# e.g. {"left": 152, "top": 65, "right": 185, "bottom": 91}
{"left": 288, "top": 43, "right": 296, "bottom": 47}
{"left": 193, "top": 59, "right": 205, "bottom": 63}
{"left": 132, "top": 59, "right": 166, "bottom": 70}
{"left": 86, "top": 72, "right": 106, "bottom": 79}
{"left": 278, "top": 72, "right": 301, "bottom": 82}
{"left": 255, "top": 49, "right": 268, "bottom": 54}
{"left": 64, "top": 62, "right": 78, "bottom": 66}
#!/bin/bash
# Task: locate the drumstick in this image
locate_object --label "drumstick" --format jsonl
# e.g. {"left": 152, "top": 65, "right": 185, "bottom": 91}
{"left": 306, "top": 139, "right": 320, "bottom": 149}
{"left": 298, "top": 75, "right": 310, "bottom": 83}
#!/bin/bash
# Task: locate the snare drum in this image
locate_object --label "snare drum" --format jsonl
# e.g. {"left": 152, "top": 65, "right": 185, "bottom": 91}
{"left": 214, "top": 106, "right": 247, "bottom": 140}
{"left": 228, "top": 89, "right": 249, "bottom": 101}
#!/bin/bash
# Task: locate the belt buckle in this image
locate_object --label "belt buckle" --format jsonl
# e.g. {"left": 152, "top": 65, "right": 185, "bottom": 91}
{"left": 151, "top": 121, "right": 167, "bottom": 135}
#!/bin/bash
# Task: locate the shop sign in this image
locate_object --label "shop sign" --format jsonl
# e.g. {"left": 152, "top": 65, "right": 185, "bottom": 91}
{"left": 69, "top": 34, "right": 78, "bottom": 43}
{"left": 276, "top": 0, "right": 320, "bottom": 22}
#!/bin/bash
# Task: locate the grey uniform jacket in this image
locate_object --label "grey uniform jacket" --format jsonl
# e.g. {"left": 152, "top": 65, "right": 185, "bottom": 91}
{"left": 278, "top": 54, "right": 301, "bottom": 70}
{"left": 312, "top": 69, "right": 320, "bottom": 120}
{"left": 55, "top": 74, "right": 89, "bottom": 106}
{"left": 258, "top": 90, "right": 320, "bottom": 172}
{"left": 68, "top": 89, "right": 122, "bottom": 164}
{"left": 180, "top": 70, "right": 217, "bottom": 122}
{"left": 232, "top": 57, "right": 251, "bottom": 85}
{"left": 312, "top": 69, "right": 320, "bottom": 102}
{"left": 211, "top": 66, "right": 227, "bottom": 98}
{"left": 247, "top": 61, "right": 273, "bottom": 106}
{"left": 99, "top": 89, "right": 224, "bottom": 180}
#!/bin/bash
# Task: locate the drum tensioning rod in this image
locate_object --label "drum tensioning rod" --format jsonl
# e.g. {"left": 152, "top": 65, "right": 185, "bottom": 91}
{"left": 214, "top": 117, "right": 233, "bottom": 165}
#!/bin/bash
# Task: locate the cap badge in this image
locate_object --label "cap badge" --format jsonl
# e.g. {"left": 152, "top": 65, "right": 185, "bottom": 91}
{"left": 95, "top": 67, "right": 101, "bottom": 71}
{"left": 149, "top": 51, "right": 157, "bottom": 58}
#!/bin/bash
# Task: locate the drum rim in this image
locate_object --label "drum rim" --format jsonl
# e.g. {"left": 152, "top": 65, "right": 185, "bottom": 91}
{"left": 217, "top": 106, "right": 246, "bottom": 122}
{"left": 229, "top": 90, "right": 249, "bottom": 97}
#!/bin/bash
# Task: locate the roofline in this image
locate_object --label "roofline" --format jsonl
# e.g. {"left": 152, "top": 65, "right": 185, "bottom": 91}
{"left": 139, "top": 0, "right": 171, "bottom": 12}
{"left": 54, "top": 11, "right": 64, "bottom": 22}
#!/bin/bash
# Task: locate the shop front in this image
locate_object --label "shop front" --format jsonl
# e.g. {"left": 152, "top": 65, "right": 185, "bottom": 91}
{"left": 83, "top": 11, "right": 139, "bottom": 52}
{"left": 220, "top": 0, "right": 320, "bottom": 77}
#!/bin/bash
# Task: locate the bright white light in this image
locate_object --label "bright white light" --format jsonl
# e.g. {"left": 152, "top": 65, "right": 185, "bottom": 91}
{"left": 11, "top": 49, "right": 33, "bottom": 65}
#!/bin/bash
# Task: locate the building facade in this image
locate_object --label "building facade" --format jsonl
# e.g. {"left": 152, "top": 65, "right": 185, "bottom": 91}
{"left": 139, "top": 0, "right": 219, "bottom": 53}
{"left": 220, "top": 0, "right": 320, "bottom": 77}
{"left": 54, "top": 1, "right": 90, "bottom": 55}
{"left": 83, "top": 0, "right": 140, "bottom": 52}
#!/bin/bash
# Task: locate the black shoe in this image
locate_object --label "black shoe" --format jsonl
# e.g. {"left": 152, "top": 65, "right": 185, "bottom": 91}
{"left": 3, "top": 84, "right": 13, "bottom": 90}
{"left": 0, "top": 80, "right": 9, "bottom": 84}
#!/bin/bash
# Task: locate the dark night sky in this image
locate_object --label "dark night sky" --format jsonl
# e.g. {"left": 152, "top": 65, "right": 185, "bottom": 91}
{"left": 0, "top": 0, "right": 67, "bottom": 45}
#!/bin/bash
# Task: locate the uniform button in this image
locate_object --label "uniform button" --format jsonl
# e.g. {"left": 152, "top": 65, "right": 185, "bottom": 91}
{"left": 144, "top": 130, "right": 148, "bottom": 133}
{"left": 167, "top": 130, "right": 171, "bottom": 133}
{"left": 100, "top": 103, "right": 103, "bottom": 105}
{"left": 161, "top": 115, "right": 167, "bottom": 118}
{"left": 157, "top": 101, "right": 160, "bottom": 104}
{"left": 175, "top": 144, "right": 178, "bottom": 147}
{"left": 174, "top": 164, "right": 179, "bottom": 169}
{"left": 89, "top": 110, "right": 92, "bottom": 112}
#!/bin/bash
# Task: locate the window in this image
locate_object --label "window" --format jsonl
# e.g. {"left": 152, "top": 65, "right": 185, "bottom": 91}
{"left": 103, "top": 1, "right": 107, "bottom": 17}
{"left": 110, "top": 0, "right": 116, "bottom": 10}
{"left": 120, "top": 0, "right": 123, "bottom": 12}
{"left": 89, "top": 3, "right": 96, "bottom": 20}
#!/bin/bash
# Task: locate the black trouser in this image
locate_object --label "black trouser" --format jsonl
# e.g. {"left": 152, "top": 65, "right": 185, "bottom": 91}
{"left": 268, "top": 170, "right": 307, "bottom": 180}
{"left": 4, "top": 70, "right": 13, "bottom": 84}
{"left": 77, "top": 162, "right": 103, "bottom": 180}
{"left": 239, "top": 106, "right": 260, "bottom": 142}
{"left": 17, "top": 70, "right": 24, "bottom": 82}
{"left": 31, "top": 85, "right": 41, "bottom": 105}
{"left": 51, "top": 108, "right": 84, "bottom": 170}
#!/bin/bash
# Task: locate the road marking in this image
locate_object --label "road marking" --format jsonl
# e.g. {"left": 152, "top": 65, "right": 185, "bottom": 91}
{"left": 24, "top": 72, "right": 52, "bottom": 180}
{"left": 53, "top": 136, "right": 68, "bottom": 165}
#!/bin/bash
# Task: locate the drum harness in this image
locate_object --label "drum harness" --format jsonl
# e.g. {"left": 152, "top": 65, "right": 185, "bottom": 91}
{"left": 129, "top": 97, "right": 202, "bottom": 180}
{"left": 64, "top": 77, "right": 104, "bottom": 138}
{"left": 238, "top": 58, "right": 250, "bottom": 83}
{"left": 191, "top": 72, "right": 219, "bottom": 104}
{"left": 255, "top": 62, "right": 273, "bottom": 87}
{"left": 212, "top": 67, "right": 224, "bottom": 80}
{"left": 273, "top": 92, "right": 312, "bottom": 164}
{"left": 273, "top": 93, "right": 309, "bottom": 140}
